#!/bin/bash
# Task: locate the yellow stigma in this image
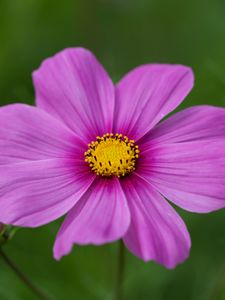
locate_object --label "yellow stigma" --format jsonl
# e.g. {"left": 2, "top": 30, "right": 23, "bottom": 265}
{"left": 84, "top": 133, "right": 140, "bottom": 177}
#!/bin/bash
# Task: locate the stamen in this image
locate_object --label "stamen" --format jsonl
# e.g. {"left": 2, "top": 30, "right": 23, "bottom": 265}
{"left": 84, "top": 133, "right": 140, "bottom": 177}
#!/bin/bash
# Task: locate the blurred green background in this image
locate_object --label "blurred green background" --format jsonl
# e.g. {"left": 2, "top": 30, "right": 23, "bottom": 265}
{"left": 1, "top": 0, "right": 225, "bottom": 299}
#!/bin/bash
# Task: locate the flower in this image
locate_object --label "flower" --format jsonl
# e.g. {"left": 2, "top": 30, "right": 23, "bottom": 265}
{"left": 0, "top": 48, "right": 225, "bottom": 269}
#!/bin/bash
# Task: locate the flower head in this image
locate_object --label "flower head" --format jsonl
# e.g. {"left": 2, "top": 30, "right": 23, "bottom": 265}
{"left": 84, "top": 133, "right": 139, "bottom": 177}
{"left": 0, "top": 48, "right": 225, "bottom": 268}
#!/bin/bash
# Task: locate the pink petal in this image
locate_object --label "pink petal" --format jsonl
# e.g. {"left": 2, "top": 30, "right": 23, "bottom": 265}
{"left": 0, "top": 159, "right": 94, "bottom": 227}
{"left": 121, "top": 174, "right": 190, "bottom": 269}
{"left": 0, "top": 104, "right": 94, "bottom": 226}
{"left": 54, "top": 177, "right": 130, "bottom": 260}
{"left": 138, "top": 140, "right": 225, "bottom": 213}
{"left": 114, "top": 64, "right": 193, "bottom": 141}
{"left": 138, "top": 106, "right": 225, "bottom": 212}
{"left": 140, "top": 105, "right": 225, "bottom": 150}
{"left": 0, "top": 104, "right": 86, "bottom": 165}
{"left": 33, "top": 48, "right": 115, "bottom": 143}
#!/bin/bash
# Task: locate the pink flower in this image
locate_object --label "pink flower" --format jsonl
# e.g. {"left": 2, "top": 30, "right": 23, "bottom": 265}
{"left": 0, "top": 48, "right": 225, "bottom": 269}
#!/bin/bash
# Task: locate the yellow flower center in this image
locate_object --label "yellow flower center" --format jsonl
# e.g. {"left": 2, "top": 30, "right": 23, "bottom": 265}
{"left": 84, "top": 133, "right": 140, "bottom": 177}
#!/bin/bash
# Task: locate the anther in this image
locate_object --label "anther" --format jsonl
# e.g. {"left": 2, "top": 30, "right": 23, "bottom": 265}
{"left": 84, "top": 133, "right": 140, "bottom": 177}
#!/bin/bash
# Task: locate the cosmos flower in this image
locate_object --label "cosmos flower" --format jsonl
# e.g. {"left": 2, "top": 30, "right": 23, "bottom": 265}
{"left": 0, "top": 48, "right": 225, "bottom": 269}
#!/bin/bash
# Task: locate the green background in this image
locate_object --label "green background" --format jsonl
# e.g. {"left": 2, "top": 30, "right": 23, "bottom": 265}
{"left": 1, "top": 0, "right": 225, "bottom": 299}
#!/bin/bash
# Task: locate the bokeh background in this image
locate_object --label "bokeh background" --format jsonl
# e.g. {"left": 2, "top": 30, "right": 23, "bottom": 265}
{"left": 1, "top": 0, "right": 225, "bottom": 299}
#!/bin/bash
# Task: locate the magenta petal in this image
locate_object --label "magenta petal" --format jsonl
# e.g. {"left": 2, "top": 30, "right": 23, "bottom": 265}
{"left": 0, "top": 159, "right": 94, "bottom": 227}
{"left": 114, "top": 64, "right": 193, "bottom": 140}
{"left": 138, "top": 141, "right": 225, "bottom": 213}
{"left": 53, "top": 178, "right": 130, "bottom": 260}
{"left": 140, "top": 105, "right": 225, "bottom": 149}
{"left": 138, "top": 105, "right": 225, "bottom": 213}
{"left": 33, "top": 48, "right": 115, "bottom": 143}
{"left": 0, "top": 104, "right": 94, "bottom": 226}
{"left": 0, "top": 104, "right": 86, "bottom": 165}
{"left": 121, "top": 175, "right": 191, "bottom": 269}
